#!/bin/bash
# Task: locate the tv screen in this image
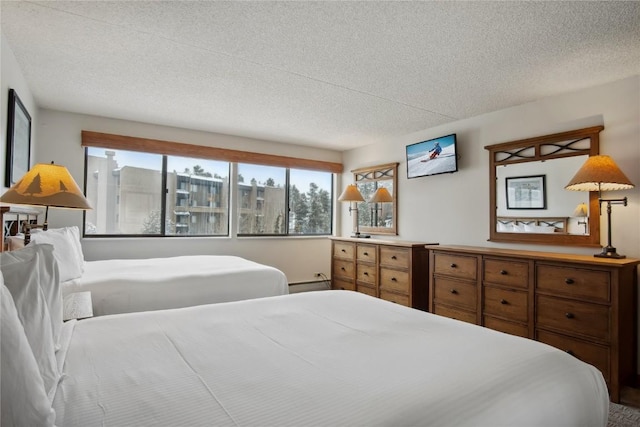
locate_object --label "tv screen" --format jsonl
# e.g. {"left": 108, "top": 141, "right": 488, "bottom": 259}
{"left": 406, "top": 133, "right": 458, "bottom": 179}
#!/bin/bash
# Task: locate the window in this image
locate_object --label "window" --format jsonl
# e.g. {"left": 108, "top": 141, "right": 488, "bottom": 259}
{"left": 237, "top": 164, "right": 286, "bottom": 235}
{"left": 82, "top": 131, "right": 341, "bottom": 238}
{"left": 85, "top": 148, "right": 229, "bottom": 236}
{"left": 289, "top": 169, "right": 332, "bottom": 235}
{"left": 85, "top": 148, "right": 163, "bottom": 235}
{"left": 166, "top": 157, "right": 229, "bottom": 236}
{"left": 236, "top": 164, "right": 333, "bottom": 236}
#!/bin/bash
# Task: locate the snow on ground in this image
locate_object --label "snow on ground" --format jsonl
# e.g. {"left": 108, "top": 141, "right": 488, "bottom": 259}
{"left": 407, "top": 145, "right": 457, "bottom": 178}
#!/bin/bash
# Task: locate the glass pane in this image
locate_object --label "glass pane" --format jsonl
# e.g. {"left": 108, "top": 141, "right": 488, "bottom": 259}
{"left": 85, "top": 148, "right": 163, "bottom": 235}
{"left": 166, "top": 157, "right": 230, "bottom": 236}
{"left": 237, "top": 164, "right": 286, "bottom": 235}
{"left": 289, "top": 169, "right": 332, "bottom": 235}
{"left": 358, "top": 180, "right": 393, "bottom": 229}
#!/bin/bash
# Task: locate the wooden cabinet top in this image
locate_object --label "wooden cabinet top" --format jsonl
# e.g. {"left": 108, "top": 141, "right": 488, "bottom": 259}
{"left": 330, "top": 236, "right": 438, "bottom": 249}
{"left": 428, "top": 245, "right": 640, "bottom": 268}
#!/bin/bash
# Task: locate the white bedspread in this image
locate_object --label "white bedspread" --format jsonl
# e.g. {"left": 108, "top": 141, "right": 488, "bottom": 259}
{"left": 62, "top": 255, "right": 288, "bottom": 316}
{"left": 53, "top": 291, "right": 608, "bottom": 426}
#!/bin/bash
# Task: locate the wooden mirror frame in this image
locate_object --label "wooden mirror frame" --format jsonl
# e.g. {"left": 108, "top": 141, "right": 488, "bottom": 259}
{"left": 353, "top": 162, "right": 398, "bottom": 236}
{"left": 485, "top": 126, "right": 603, "bottom": 247}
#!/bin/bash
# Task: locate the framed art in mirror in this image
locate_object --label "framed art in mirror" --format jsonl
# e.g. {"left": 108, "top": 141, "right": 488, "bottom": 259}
{"left": 485, "top": 126, "right": 603, "bottom": 247}
{"left": 5, "top": 89, "right": 31, "bottom": 187}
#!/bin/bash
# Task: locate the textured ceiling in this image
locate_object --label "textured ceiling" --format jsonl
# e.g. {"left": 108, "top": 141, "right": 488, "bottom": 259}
{"left": 1, "top": 1, "right": 638, "bottom": 151}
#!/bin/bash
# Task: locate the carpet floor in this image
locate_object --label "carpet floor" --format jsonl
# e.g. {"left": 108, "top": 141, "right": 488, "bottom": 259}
{"left": 608, "top": 403, "right": 640, "bottom": 427}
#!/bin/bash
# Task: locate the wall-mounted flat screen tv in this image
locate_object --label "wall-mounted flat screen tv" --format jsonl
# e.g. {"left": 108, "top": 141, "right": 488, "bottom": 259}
{"left": 406, "top": 133, "right": 458, "bottom": 179}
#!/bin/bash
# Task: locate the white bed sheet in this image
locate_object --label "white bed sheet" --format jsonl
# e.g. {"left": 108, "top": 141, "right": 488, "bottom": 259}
{"left": 53, "top": 291, "right": 608, "bottom": 427}
{"left": 62, "top": 255, "right": 288, "bottom": 316}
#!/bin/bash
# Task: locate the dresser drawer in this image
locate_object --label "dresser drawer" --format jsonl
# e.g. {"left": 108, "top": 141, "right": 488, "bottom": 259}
{"left": 434, "top": 304, "right": 477, "bottom": 324}
{"left": 536, "top": 264, "right": 610, "bottom": 302}
{"left": 483, "top": 316, "right": 529, "bottom": 338}
{"left": 333, "top": 260, "right": 354, "bottom": 280}
{"left": 536, "top": 295, "right": 610, "bottom": 342}
{"left": 333, "top": 242, "right": 355, "bottom": 260}
{"left": 433, "top": 277, "right": 477, "bottom": 311}
{"left": 379, "top": 246, "right": 410, "bottom": 269}
{"left": 356, "top": 263, "right": 377, "bottom": 285}
{"left": 380, "top": 268, "right": 409, "bottom": 294}
{"left": 483, "top": 287, "right": 528, "bottom": 323}
{"left": 380, "top": 290, "right": 409, "bottom": 307}
{"left": 433, "top": 253, "right": 477, "bottom": 280}
{"left": 333, "top": 278, "right": 355, "bottom": 291}
{"left": 483, "top": 258, "right": 529, "bottom": 289}
{"left": 357, "top": 284, "right": 376, "bottom": 298}
{"left": 357, "top": 244, "right": 377, "bottom": 263}
{"left": 537, "top": 330, "right": 610, "bottom": 383}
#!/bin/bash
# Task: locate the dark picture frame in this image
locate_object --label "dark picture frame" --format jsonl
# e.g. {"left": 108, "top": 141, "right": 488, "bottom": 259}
{"left": 5, "top": 89, "right": 32, "bottom": 187}
{"left": 505, "top": 175, "right": 546, "bottom": 209}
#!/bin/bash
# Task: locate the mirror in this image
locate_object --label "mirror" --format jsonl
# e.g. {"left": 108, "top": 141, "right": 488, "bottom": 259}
{"left": 353, "top": 162, "right": 398, "bottom": 236}
{"left": 485, "top": 126, "right": 603, "bottom": 247}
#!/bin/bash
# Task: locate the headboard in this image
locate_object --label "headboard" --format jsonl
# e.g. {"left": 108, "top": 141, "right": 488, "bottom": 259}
{"left": 497, "top": 216, "right": 569, "bottom": 234}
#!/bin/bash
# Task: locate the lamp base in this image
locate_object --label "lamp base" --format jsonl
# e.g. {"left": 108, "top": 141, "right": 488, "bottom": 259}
{"left": 594, "top": 246, "right": 626, "bottom": 259}
{"left": 351, "top": 233, "right": 371, "bottom": 239}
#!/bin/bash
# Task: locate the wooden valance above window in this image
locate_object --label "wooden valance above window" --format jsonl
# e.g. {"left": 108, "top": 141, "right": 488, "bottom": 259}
{"left": 81, "top": 131, "right": 343, "bottom": 173}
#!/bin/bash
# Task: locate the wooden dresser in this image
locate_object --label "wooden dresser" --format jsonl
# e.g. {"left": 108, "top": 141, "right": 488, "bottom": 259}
{"left": 330, "top": 237, "right": 433, "bottom": 310}
{"left": 428, "top": 245, "right": 640, "bottom": 402}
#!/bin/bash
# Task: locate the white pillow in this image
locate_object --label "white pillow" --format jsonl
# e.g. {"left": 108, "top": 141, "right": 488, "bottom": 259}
{"left": 1, "top": 244, "right": 61, "bottom": 401}
{"left": 29, "top": 227, "right": 84, "bottom": 281}
{"left": 496, "top": 222, "right": 512, "bottom": 232}
{"left": 512, "top": 223, "right": 526, "bottom": 233}
{"left": 524, "top": 224, "right": 556, "bottom": 234}
{"left": 0, "top": 279, "right": 56, "bottom": 427}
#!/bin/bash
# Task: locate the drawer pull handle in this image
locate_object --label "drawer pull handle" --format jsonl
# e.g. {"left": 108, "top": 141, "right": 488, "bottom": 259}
{"left": 341, "top": 267, "right": 346, "bottom": 271}
{"left": 341, "top": 249, "right": 346, "bottom": 253}
{"left": 363, "top": 252, "right": 368, "bottom": 256}
{"left": 450, "top": 289, "right": 458, "bottom": 294}
{"left": 450, "top": 263, "right": 457, "bottom": 268}
{"left": 565, "top": 278, "right": 574, "bottom": 285}
{"left": 391, "top": 255, "right": 397, "bottom": 260}
{"left": 500, "top": 270, "right": 507, "bottom": 275}
{"left": 500, "top": 299, "right": 508, "bottom": 305}
{"left": 566, "top": 350, "right": 575, "bottom": 357}
{"left": 565, "top": 312, "right": 574, "bottom": 319}
{"left": 363, "top": 272, "right": 369, "bottom": 276}
{"left": 391, "top": 277, "right": 397, "bottom": 282}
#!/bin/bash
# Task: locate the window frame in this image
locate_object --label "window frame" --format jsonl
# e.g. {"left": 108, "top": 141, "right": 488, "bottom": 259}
{"left": 81, "top": 131, "right": 341, "bottom": 239}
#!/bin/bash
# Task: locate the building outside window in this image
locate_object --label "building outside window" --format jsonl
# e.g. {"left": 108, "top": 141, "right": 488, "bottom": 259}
{"left": 85, "top": 147, "right": 333, "bottom": 237}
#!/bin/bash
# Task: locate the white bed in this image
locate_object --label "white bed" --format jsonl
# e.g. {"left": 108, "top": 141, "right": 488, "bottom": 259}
{"left": 51, "top": 291, "right": 609, "bottom": 427}
{"left": 62, "top": 255, "right": 289, "bottom": 316}
{"left": 14, "top": 226, "right": 288, "bottom": 316}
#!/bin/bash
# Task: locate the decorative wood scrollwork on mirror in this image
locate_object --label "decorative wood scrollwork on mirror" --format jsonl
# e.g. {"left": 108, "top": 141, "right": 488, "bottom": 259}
{"left": 485, "top": 126, "right": 603, "bottom": 246}
{"left": 353, "top": 162, "right": 398, "bottom": 236}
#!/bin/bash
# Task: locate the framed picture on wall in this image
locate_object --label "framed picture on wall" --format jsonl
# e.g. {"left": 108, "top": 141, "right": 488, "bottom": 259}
{"left": 5, "top": 88, "right": 32, "bottom": 187}
{"left": 506, "top": 175, "right": 546, "bottom": 209}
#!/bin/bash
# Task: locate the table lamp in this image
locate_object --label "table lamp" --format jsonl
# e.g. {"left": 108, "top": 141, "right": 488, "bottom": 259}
{"left": 0, "top": 162, "right": 92, "bottom": 244}
{"left": 338, "top": 184, "right": 367, "bottom": 238}
{"left": 369, "top": 187, "right": 393, "bottom": 227}
{"left": 565, "top": 155, "right": 634, "bottom": 258}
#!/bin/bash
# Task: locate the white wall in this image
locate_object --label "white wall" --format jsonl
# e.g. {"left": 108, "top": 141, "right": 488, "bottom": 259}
{"left": 1, "top": 34, "right": 38, "bottom": 187}
{"left": 341, "top": 76, "right": 640, "bottom": 260}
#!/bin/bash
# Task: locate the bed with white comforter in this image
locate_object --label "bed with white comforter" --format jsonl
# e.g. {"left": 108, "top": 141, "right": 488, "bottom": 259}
{"left": 62, "top": 255, "right": 289, "bottom": 316}
{"left": 52, "top": 290, "right": 609, "bottom": 427}
{"left": 14, "top": 227, "right": 288, "bottom": 316}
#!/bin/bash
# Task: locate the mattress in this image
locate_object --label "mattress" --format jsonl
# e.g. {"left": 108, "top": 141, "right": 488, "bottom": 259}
{"left": 52, "top": 291, "right": 609, "bottom": 426}
{"left": 61, "top": 255, "right": 288, "bottom": 316}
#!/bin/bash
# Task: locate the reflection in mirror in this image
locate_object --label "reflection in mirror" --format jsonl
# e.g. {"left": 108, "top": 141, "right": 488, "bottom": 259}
{"left": 485, "top": 126, "right": 603, "bottom": 247}
{"left": 496, "top": 156, "right": 590, "bottom": 235}
{"left": 352, "top": 163, "right": 398, "bottom": 236}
